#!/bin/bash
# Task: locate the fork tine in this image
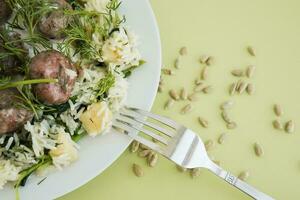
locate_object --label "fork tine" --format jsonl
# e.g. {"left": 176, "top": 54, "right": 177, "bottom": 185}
{"left": 112, "top": 121, "right": 165, "bottom": 155}
{"left": 119, "top": 111, "right": 175, "bottom": 138}
{"left": 124, "top": 106, "right": 182, "bottom": 130}
{"left": 115, "top": 115, "right": 169, "bottom": 145}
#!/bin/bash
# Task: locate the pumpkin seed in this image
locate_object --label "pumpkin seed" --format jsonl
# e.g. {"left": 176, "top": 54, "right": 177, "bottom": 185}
{"left": 285, "top": 120, "right": 295, "bottom": 133}
{"left": 254, "top": 143, "right": 264, "bottom": 157}
{"left": 181, "top": 104, "right": 192, "bottom": 114}
{"left": 238, "top": 171, "right": 250, "bottom": 181}
{"left": 227, "top": 121, "right": 237, "bottom": 129}
{"left": 220, "top": 100, "right": 234, "bottom": 110}
{"left": 176, "top": 165, "right": 187, "bottom": 172}
{"left": 133, "top": 163, "right": 144, "bottom": 177}
{"left": 201, "top": 66, "right": 208, "bottom": 80}
{"left": 237, "top": 81, "right": 248, "bottom": 94}
{"left": 198, "top": 117, "right": 209, "bottom": 128}
{"left": 205, "top": 140, "right": 215, "bottom": 151}
{"left": 218, "top": 133, "right": 227, "bottom": 144}
{"left": 164, "top": 99, "right": 175, "bottom": 110}
{"left": 246, "top": 65, "right": 255, "bottom": 78}
{"left": 194, "top": 84, "right": 205, "bottom": 92}
{"left": 246, "top": 83, "right": 255, "bottom": 95}
{"left": 159, "top": 77, "right": 164, "bottom": 85}
{"left": 229, "top": 82, "right": 238, "bottom": 96}
{"left": 199, "top": 55, "right": 209, "bottom": 64}
{"left": 139, "top": 144, "right": 149, "bottom": 150}
{"left": 195, "top": 78, "right": 203, "bottom": 85}
{"left": 213, "top": 160, "right": 221, "bottom": 166}
{"left": 138, "top": 149, "right": 151, "bottom": 157}
{"left": 231, "top": 69, "right": 244, "bottom": 77}
{"left": 273, "top": 119, "right": 283, "bottom": 130}
{"left": 247, "top": 46, "right": 256, "bottom": 56}
{"left": 148, "top": 153, "right": 158, "bottom": 167}
{"left": 221, "top": 110, "right": 233, "bottom": 123}
{"left": 274, "top": 104, "right": 283, "bottom": 117}
{"left": 206, "top": 56, "right": 214, "bottom": 66}
{"left": 190, "top": 168, "right": 201, "bottom": 178}
{"left": 180, "top": 88, "right": 188, "bottom": 100}
{"left": 130, "top": 141, "right": 140, "bottom": 153}
{"left": 202, "top": 85, "right": 213, "bottom": 94}
{"left": 174, "top": 57, "right": 180, "bottom": 69}
{"left": 162, "top": 69, "right": 175, "bottom": 75}
{"left": 188, "top": 93, "right": 198, "bottom": 101}
{"left": 169, "top": 89, "right": 179, "bottom": 100}
{"left": 179, "top": 46, "right": 188, "bottom": 55}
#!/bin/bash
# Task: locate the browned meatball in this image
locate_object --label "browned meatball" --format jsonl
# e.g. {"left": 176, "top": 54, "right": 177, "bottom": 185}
{"left": 0, "top": 31, "right": 27, "bottom": 75}
{"left": 38, "top": 0, "right": 72, "bottom": 39}
{"left": 29, "top": 50, "right": 77, "bottom": 105}
{"left": 0, "top": 89, "right": 34, "bottom": 135}
{"left": 0, "top": 0, "right": 12, "bottom": 25}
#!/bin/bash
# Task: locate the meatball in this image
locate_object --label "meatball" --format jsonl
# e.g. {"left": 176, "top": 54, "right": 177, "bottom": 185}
{"left": 38, "top": 0, "right": 72, "bottom": 39}
{"left": 0, "top": 0, "right": 12, "bottom": 25}
{"left": 29, "top": 50, "right": 77, "bottom": 105}
{"left": 0, "top": 89, "right": 34, "bottom": 135}
{"left": 0, "top": 31, "right": 27, "bottom": 75}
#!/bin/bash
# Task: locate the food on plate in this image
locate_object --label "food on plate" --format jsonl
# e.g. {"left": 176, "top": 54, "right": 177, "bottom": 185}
{"left": 0, "top": 0, "right": 143, "bottom": 192}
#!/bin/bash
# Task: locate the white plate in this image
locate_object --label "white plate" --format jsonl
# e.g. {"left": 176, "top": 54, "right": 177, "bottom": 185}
{"left": 1, "top": 0, "right": 161, "bottom": 199}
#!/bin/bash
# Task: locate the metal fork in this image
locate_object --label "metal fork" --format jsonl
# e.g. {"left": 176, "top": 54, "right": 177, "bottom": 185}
{"left": 113, "top": 106, "right": 274, "bottom": 200}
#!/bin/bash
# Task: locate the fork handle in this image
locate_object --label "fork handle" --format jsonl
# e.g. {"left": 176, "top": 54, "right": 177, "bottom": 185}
{"left": 207, "top": 161, "right": 275, "bottom": 200}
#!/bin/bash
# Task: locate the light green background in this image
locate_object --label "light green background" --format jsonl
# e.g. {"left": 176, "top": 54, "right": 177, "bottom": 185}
{"left": 60, "top": 0, "right": 300, "bottom": 199}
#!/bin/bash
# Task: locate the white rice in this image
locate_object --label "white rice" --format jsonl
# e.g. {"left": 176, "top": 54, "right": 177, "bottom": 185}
{"left": 0, "top": 160, "right": 20, "bottom": 189}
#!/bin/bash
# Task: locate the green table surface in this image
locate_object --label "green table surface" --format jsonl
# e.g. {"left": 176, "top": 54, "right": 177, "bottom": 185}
{"left": 60, "top": 0, "right": 300, "bottom": 199}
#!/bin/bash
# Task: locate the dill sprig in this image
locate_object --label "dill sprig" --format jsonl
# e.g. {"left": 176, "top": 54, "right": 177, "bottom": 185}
{"left": 96, "top": 72, "right": 115, "bottom": 98}
{"left": 0, "top": 78, "right": 58, "bottom": 90}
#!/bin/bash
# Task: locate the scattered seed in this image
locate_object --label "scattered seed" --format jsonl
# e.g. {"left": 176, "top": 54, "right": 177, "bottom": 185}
{"left": 199, "top": 55, "right": 209, "bottom": 64}
{"left": 174, "top": 57, "right": 180, "bottom": 69}
{"left": 179, "top": 46, "right": 187, "bottom": 55}
{"left": 198, "top": 117, "right": 209, "bottom": 128}
{"left": 220, "top": 100, "right": 234, "bottom": 110}
{"left": 190, "top": 168, "right": 201, "bottom": 178}
{"left": 132, "top": 163, "right": 144, "bottom": 177}
{"left": 285, "top": 120, "right": 295, "bottom": 133}
{"left": 158, "top": 85, "right": 163, "bottom": 93}
{"left": 218, "top": 133, "right": 227, "bottom": 144}
{"left": 181, "top": 104, "right": 192, "bottom": 114}
{"left": 176, "top": 165, "right": 187, "bottom": 172}
{"left": 274, "top": 104, "right": 283, "bottom": 117}
{"left": 194, "top": 84, "right": 205, "bottom": 92}
{"left": 195, "top": 78, "right": 203, "bottom": 85}
{"left": 180, "top": 88, "right": 188, "bottom": 100}
{"left": 159, "top": 77, "right": 164, "bottom": 85}
{"left": 148, "top": 153, "right": 158, "bottom": 167}
{"left": 138, "top": 149, "right": 151, "bottom": 157}
{"left": 247, "top": 46, "right": 256, "bottom": 56}
{"left": 201, "top": 66, "right": 208, "bottom": 80}
{"left": 206, "top": 56, "right": 214, "bottom": 66}
{"left": 221, "top": 110, "right": 233, "bottom": 123}
{"left": 246, "top": 83, "right": 255, "bottom": 95}
{"left": 164, "top": 99, "right": 175, "bottom": 110}
{"left": 229, "top": 82, "right": 238, "bottom": 96}
{"left": 254, "top": 143, "right": 264, "bottom": 157}
{"left": 213, "top": 160, "right": 221, "bottom": 166}
{"left": 205, "top": 140, "right": 215, "bottom": 151}
{"left": 238, "top": 171, "right": 250, "bottom": 181}
{"left": 130, "top": 141, "right": 140, "bottom": 153}
{"left": 188, "top": 93, "right": 198, "bottom": 102}
{"left": 227, "top": 122, "right": 237, "bottom": 129}
{"left": 231, "top": 69, "right": 244, "bottom": 77}
{"left": 273, "top": 119, "right": 283, "bottom": 130}
{"left": 246, "top": 65, "right": 255, "bottom": 78}
{"left": 169, "top": 89, "right": 180, "bottom": 100}
{"left": 237, "top": 81, "right": 248, "bottom": 94}
{"left": 162, "top": 69, "right": 175, "bottom": 75}
{"left": 202, "top": 85, "right": 213, "bottom": 94}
